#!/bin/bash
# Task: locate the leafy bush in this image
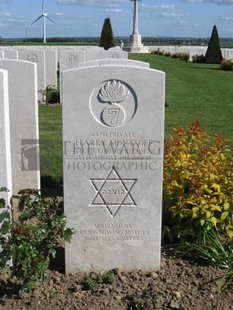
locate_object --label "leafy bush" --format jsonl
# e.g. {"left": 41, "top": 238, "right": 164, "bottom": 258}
{"left": 44, "top": 85, "right": 60, "bottom": 104}
{"left": 158, "top": 50, "right": 164, "bottom": 56}
{"left": 171, "top": 52, "right": 182, "bottom": 58}
{"left": 151, "top": 49, "right": 164, "bottom": 56}
{"left": 220, "top": 59, "right": 233, "bottom": 71}
{"left": 180, "top": 52, "right": 190, "bottom": 62}
{"left": 0, "top": 189, "right": 74, "bottom": 291}
{"left": 0, "top": 188, "right": 11, "bottom": 270}
{"left": 163, "top": 121, "right": 233, "bottom": 243}
{"left": 192, "top": 54, "right": 205, "bottom": 63}
{"left": 151, "top": 50, "right": 159, "bottom": 55}
{"left": 164, "top": 52, "right": 171, "bottom": 57}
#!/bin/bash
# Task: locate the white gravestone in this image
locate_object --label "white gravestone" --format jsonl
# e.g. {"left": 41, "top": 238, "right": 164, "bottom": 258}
{"left": 1, "top": 49, "right": 18, "bottom": 60}
{"left": 77, "top": 59, "right": 150, "bottom": 69}
{"left": 62, "top": 65, "right": 165, "bottom": 272}
{"left": 0, "top": 69, "right": 12, "bottom": 205}
{"left": 59, "top": 50, "right": 86, "bottom": 72}
{"left": 104, "top": 48, "right": 128, "bottom": 59}
{"left": 44, "top": 49, "right": 58, "bottom": 88}
{"left": 85, "top": 48, "right": 106, "bottom": 61}
{"left": 0, "top": 60, "right": 40, "bottom": 194}
{"left": 18, "top": 50, "right": 46, "bottom": 101}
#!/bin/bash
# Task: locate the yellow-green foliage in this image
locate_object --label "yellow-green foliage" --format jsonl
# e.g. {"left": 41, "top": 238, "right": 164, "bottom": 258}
{"left": 171, "top": 52, "right": 181, "bottom": 58}
{"left": 220, "top": 59, "right": 233, "bottom": 71}
{"left": 163, "top": 121, "right": 233, "bottom": 242}
{"left": 180, "top": 52, "right": 189, "bottom": 62}
{"left": 164, "top": 52, "right": 171, "bottom": 57}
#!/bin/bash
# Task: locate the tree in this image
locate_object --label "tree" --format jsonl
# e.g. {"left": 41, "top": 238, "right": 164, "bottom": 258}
{"left": 99, "top": 17, "right": 115, "bottom": 50}
{"left": 205, "top": 25, "right": 223, "bottom": 64}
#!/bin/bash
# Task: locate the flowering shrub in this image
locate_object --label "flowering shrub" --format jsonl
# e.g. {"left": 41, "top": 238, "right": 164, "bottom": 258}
{"left": 180, "top": 53, "right": 189, "bottom": 62}
{"left": 163, "top": 121, "right": 233, "bottom": 243}
{"left": 192, "top": 54, "right": 205, "bottom": 63}
{"left": 220, "top": 59, "right": 233, "bottom": 71}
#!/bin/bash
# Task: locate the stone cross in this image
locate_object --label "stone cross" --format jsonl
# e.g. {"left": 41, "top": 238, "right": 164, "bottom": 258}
{"left": 129, "top": 0, "right": 144, "bottom": 50}
{"left": 131, "top": 0, "right": 141, "bottom": 35}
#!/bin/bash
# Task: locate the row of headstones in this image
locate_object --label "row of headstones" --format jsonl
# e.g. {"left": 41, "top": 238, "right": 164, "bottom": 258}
{"left": 148, "top": 45, "right": 233, "bottom": 61}
{"left": 0, "top": 53, "right": 165, "bottom": 273}
{"left": 0, "top": 46, "right": 129, "bottom": 199}
{"left": 0, "top": 46, "right": 128, "bottom": 101}
{"left": 0, "top": 60, "right": 40, "bottom": 207}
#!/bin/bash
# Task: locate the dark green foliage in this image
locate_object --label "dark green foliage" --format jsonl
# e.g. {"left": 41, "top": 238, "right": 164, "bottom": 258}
{"left": 220, "top": 59, "right": 233, "bottom": 71}
{"left": 0, "top": 189, "right": 74, "bottom": 292}
{"left": 99, "top": 17, "right": 115, "bottom": 50}
{"left": 44, "top": 85, "right": 60, "bottom": 104}
{"left": 81, "top": 276, "right": 98, "bottom": 290}
{"left": 205, "top": 25, "right": 223, "bottom": 64}
{"left": 127, "top": 289, "right": 162, "bottom": 310}
{"left": 81, "top": 271, "right": 115, "bottom": 290}
{"left": 192, "top": 54, "right": 205, "bottom": 63}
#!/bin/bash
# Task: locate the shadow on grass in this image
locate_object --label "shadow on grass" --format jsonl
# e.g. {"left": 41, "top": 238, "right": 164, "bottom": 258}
{"left": 190, "top": 66, "right": 220, "bottom": 71}
{"left": 41, "top": 174, "right": 63, "bottom": 197}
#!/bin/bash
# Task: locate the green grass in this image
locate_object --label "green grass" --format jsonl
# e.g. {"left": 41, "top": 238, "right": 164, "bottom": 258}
{"left": 132, "top": 54, "right": 233, "bottom": 144}
{"left": 39, "top": 55, "right": 233, "bottom": 181}
{"left": 39, "top": 105, "right": 62, "bottom": 181}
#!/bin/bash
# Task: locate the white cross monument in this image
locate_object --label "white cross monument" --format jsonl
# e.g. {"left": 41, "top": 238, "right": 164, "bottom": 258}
{"left": 128, "top": 0, "right": 148, "bottom": 53}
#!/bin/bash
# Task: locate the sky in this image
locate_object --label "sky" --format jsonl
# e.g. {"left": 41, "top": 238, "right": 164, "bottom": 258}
{"left": 0, "top": 0, "right": 233, "bottom": 39}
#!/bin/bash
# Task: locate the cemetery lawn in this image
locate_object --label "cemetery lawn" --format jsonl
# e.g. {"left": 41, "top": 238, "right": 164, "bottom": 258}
{"left": 39, "top": 55, "right": 233, "bottom": 181}
{"left": 39, "top": 104, "right": 63, "bottom": 186}
{"left": 132, "top": 53, "right": 233, "bottom": 146}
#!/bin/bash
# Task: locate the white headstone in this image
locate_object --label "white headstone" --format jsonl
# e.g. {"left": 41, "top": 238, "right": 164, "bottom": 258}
{"left": 85, "top": 48, "right": 106, "bottom": 61}
{"left": 62, "top": 64, "right": 165, "bottom": 273}
{"left": 60, "top": 50, "right": 86, "bottom": 72}
{"left": 104, "top": 48, "right": 128, "bottom": 59}
{"left": 0, "top": 69, "right": 12, "bottom": 204}
{"left": 77, "top": 59, "right": 150, "bottom": 69}
{"left": 44, "top": 49, "right": 58, "bottom": 88}
{"left": 1, "top": 49, "right": 18, "bottom": 60}
{"left": 18, "top": 50, "right": 46, "bottom": 101}
{"left": 0, "top": 60, "right": 40, "bottom": 194}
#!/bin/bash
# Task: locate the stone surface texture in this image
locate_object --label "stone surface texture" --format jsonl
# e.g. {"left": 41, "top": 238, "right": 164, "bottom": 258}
{"left": 0, "top": 60, "right": 40, "bottom": 194}
{"left": 18, "top": 50, "right": 46, "bottom": 101}
{"left": 62, "top": 64, "right": 165, "bottom": 273}
{"left": 0, "top": 69, "right": 12, "bottom": 204}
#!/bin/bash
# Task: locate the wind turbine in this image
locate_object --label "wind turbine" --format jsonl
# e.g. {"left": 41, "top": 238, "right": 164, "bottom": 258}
{"left": 31, "top": 0, "right": 55, "bottom": 43}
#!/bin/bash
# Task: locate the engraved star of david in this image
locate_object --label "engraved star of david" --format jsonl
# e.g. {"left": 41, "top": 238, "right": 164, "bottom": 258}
{"left": 90, "top": 166, "right": 137, "bottom": 218}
